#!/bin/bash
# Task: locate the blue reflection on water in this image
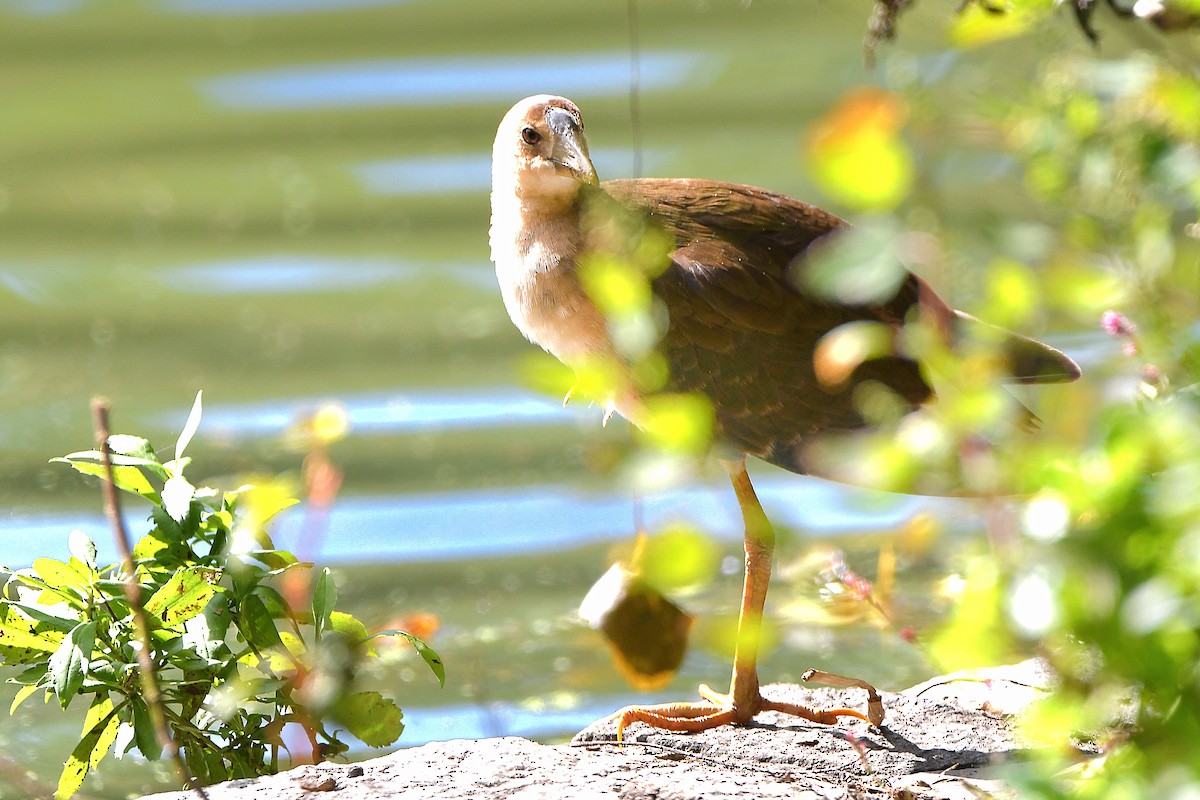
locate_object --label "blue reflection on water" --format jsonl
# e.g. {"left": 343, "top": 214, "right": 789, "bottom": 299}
{"left": 159, "top": 255, "right": 493, "bottom": 295}
{"left": 0, "top": 474, "right": 945, "bottom": 569}
{"left": 277, "top": 476, "right": 942, "bottom": 564}
{"left": 400, "top": 694, "right": 640, "bottom": 747}
{"left": 353, "top": 148, "right": 667, "bottom": 196}
{"left": 4, "top": 0, "right": 82, "bottom": 14}
{"left": 188, "top": 388, "right": 576, "bottom": 439}
{"left": 202, "top": 51, "right": 706, "bottom": 110}
{"left": 163, "top": 256, "right": 404, "bottom": 294}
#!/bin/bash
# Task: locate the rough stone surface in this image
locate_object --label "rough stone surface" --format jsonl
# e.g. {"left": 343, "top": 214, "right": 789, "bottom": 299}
{"left": 140, "top": 660, "right": 1055, "bottom": 800}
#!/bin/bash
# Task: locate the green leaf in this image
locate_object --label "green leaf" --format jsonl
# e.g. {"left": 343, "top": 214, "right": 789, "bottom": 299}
{"left": 176, "top": 391, "right": 203, "bottom": 462}
{"left": 161, "top": 475, "right": 196, "bottom": 523}
{"left": 239, "top": 593, "right": 284, "bottom": 651}
{"left": 52, "top": 459, "right": 162, "bottom": 500}
{"left": 0, "top": 604, "right": 67, "bottom": 662}
{"left": 106, "top": 435, "right": 155, "bottom": 459}
{"left": 335, "top": 691, "right": 403, "bottom": 747}
{"left": 798, "top": 216, "right": 909, "bottom": 306}
{"left": 9, "top": 682, "right": 40, "bottom": 715}
{"left": 366, "top": 630, "right": 446, "bottom": 688}
{"left": 252, "top": 585, "right": 292, "bottom": 620}
{"left": 949, "top": 0, "right": 1055, "bottom": 47}
{"left": 253, "top": 549, "right": 301, "bottom": 572}
{"left": 49, "top": 621, "right": 95, "bottom": 708}
{"left": 32, "top": 557, "right": 91, "bottom": 593}
{"left": 7, "top": 600, "right": 80, "bottom": 632}
{"left": 805, "top": 89, "right": 913, "bottom": 211}
{"left": 143, "top": 567, "right": 221, "bottom": 628}
{"left": 131, "top": 699, "right": 163, "bottom": 761}
{"left": 68, "top": 531, "right": 98, "bottom": 569}
{"left": 181, "top": 595, "right": 230, "bottom": 665}
{"left": 312, "top": 568, "right": 336, "bottom": 640}
{"left": 56, "top": 694, "right": 120, "bottom": 800}
{"left": 329, "top": 611, "right": 368, "bottom": 644}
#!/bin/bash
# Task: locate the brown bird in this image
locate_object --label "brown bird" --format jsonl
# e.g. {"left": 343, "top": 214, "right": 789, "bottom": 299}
{"left": 489, "top": 94, "right": 1080, "bottom": 738}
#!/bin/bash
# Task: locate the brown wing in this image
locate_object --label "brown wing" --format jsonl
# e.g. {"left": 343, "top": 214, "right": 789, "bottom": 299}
{"left": 600, "top": 178, "right": 934, "bottom": 472}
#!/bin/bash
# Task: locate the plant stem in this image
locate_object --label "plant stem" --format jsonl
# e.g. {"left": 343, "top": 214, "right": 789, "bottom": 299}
{"left": 92, "top": 397, "right": 210, "bottom": 800}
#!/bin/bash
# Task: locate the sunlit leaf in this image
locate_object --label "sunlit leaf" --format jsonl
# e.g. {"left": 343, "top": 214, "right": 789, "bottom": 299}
{"left": 813, "top": 322, "right": 896, "bottom": 390}
{"left": 7, "top": 682, "right": 42, "bottom": 718}
{"left": 1149, "top": 70, "right": 1200, "bottom": 139}
{"left": 636, "top": 393, "right": 714, "bottom": 455}
{"left": 365, "top": 630, "right": 445, "bottom": 687}
{"left": 335, "top": 691, "right": 403, "bottom": 747}
{"left": 106, "top": 435, "right": 155, "bottom": 460}
{"left": 56, "top": 694, "right": 119, "bottom": 800}
{"left": 806, "top": 88, "right": 913, "bottom": 211}
{"left": 234, "top": 477, "right": 300, "bottom": 534}
{"left": 49, "top": 621, "right": 95, "bottom": 708}
{"left": 929, "top": 555, "right": 1010, "bottom": 671}
{"left": 1043, "top": 263, "right": 1125, "bottom": 316}
{"left": 313, "top": 567, "right": 336, "bottom": 640}
{"left": 639, "top": 525, "right": 721, "bottom": 591}
{"left": 579, "top": 254, "right": 653, "bottom": 315}
{"left": 161, "top": 475, "right": 195, "bottom": 523}
{"left": 33, "top": 557, "right": 91, "bottom": 593}
{"left": 982, "top": 259, "right": 1037, "bottom": 329}
{"left": 703, "top": 611, "right": 779, "bottom": 662}
{"left": 517, "top": 351, "right": 576, "bottom": 401}
{"left": 144, "top": 567, "right": 221, "bottom": 628}
{"left": 571, "top": 356, "right": 629, "bottom": 409}
{"left": 797, "top": 217, "right": 908, "bottom": 305}
{"left": 329, "top": 611, "right": 367, "bottom": 642}
{"left": 309, "top": 403, "right": 351, "bottom": 445}
{"left": 51, "top": 459, "right": 161, "bottom": 500}
{"left": 67, "top": 531, "right": 97, "bottom": 569}
{"left": 176, "top": 391, "right": 203, "bottom": 463}
{"left": 0, "top": 603, "right": 67, "bottom": 662}
{"left": 949, "top": 0, "right": 1055, "bottom": 47}
{"left": 238, "top": 593, "right": 284, "bottom": 651}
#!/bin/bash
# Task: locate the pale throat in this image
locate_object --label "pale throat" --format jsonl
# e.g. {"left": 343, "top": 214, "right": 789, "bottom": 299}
{"left": 490, "top": 173, "right": 642, "bottom": 423}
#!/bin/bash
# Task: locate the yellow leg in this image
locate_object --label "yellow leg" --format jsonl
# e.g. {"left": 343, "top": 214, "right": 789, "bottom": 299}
{"left": 608, "top": 458, "right": 880, "bottom": 740}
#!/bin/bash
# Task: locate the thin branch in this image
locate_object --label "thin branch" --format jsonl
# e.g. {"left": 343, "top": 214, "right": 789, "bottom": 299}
{"left": 92, "top": 397, "right": 209, "bottom": 800}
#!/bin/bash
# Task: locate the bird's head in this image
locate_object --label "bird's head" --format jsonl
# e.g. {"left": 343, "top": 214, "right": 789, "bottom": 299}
{"left": 492, "top": 95, "right": 599, "bottom": 204}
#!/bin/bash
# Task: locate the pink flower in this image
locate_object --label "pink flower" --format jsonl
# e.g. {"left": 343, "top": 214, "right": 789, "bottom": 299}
{"left": 1102, "top": 310, "right": 1136, "bottom": 337}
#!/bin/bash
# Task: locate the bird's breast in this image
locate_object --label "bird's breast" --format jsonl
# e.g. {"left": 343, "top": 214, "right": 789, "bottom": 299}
{"left": 491, "top": 201, "right": 613, "bottom": 364}
{"left": 501, "top": 262, "right": 613, "bottom": 365}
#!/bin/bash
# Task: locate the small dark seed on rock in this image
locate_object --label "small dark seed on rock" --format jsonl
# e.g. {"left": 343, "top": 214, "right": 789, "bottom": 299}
{"left": 347, "top": 766, "right": 365, "bottom": 778}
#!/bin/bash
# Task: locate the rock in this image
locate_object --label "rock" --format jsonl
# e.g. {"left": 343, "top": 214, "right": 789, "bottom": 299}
{"left": 139, "top": 660, "right": 1055, "bottom": 800}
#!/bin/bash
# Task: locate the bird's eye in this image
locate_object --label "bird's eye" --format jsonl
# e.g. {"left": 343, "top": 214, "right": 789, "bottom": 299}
{"left": 520, "top": 127, "right": 541, "bottom": 145}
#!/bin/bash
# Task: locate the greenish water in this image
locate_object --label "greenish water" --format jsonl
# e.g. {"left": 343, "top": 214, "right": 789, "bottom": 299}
{"left": 0, "top": 1, "right": 1084, "bottom": 797}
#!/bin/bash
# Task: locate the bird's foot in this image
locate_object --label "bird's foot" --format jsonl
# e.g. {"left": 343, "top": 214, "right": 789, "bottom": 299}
{"left": 608, "top": 679, "right": 879, "bottom": 741}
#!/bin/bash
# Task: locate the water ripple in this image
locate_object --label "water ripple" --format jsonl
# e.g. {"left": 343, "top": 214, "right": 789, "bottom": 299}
{"left": 201, "top": 51, "right": 707, "bottom": 110}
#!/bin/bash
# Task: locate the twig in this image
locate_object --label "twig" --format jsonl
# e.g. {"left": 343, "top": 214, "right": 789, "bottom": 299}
{"left": 92, "top": 398, "right": 209, "bottom": 800}
{"left": 802, "top": 669, "right": 886, "bottom": 726}
{"left": 912, "top": 676, "right": 1051, "bottom": 698}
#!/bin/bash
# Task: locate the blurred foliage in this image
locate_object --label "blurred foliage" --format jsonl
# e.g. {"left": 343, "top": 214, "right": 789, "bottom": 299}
{"left": 0, "top": 395, "right": 442, "bottom": 797}
{"left": 851, "top": 2, "right": 1200, "bottom": 795}
{"left": 555, "top": 1, "right": 1200, "bottom": 793}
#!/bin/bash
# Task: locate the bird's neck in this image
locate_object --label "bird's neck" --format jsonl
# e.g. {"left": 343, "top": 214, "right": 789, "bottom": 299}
{"left": 489, "top": 182, "right": 584, "bottom": 280}
{"left": 489, "top": 184, "right": 616, "bottom": 364}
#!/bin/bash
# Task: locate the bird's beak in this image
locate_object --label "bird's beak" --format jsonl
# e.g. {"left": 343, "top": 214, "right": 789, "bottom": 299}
{"left": 546, "top": 106, "right": 599, "bottom": 186}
